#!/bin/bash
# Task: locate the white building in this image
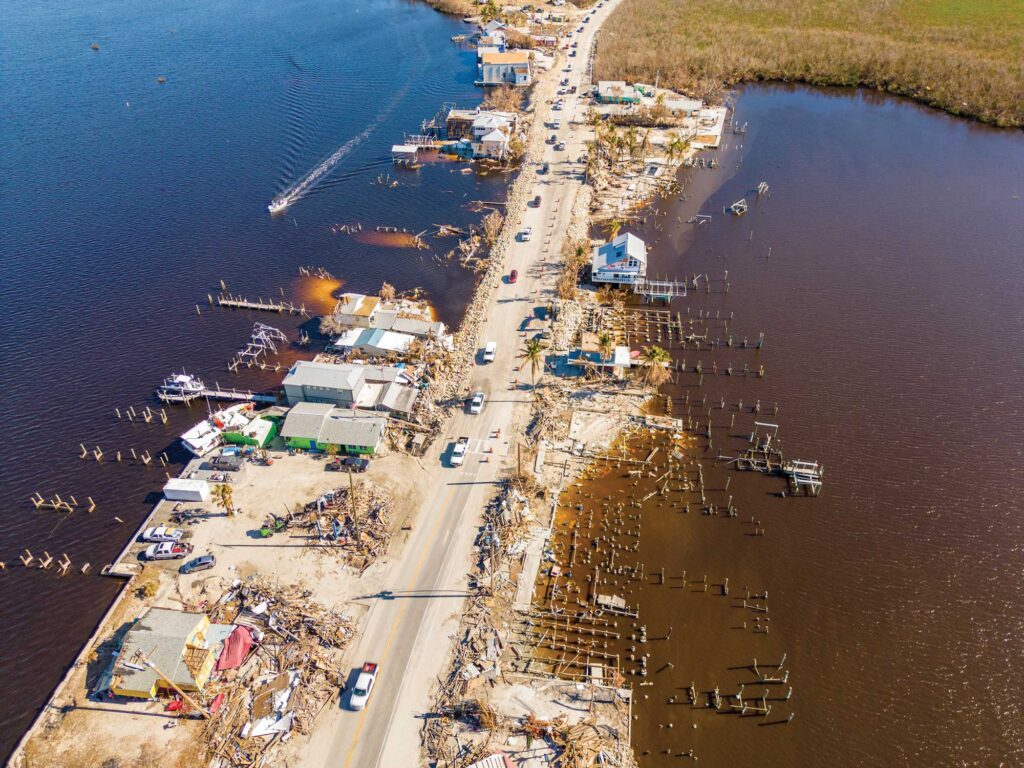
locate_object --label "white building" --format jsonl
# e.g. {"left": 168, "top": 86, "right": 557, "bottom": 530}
{"left": 591, "top": 233, "right": 648, "bottom": 286}
{"left": 282, "top": 361, "right": 419, "bottom": 415}
{"left": 330, "top": 293, "right": 451, "bottom": 347}
{"left": 478, "top": 50, "right": 532, "bottom": 87}
{"left": 331, "top": 327, "right": 415, "bottom": 357}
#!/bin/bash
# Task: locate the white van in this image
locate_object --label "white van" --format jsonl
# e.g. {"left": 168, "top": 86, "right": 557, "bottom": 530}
{"left": 483, "top": 341, "right": 497, "bottom": 362}
{"left": 551, "top": 117, "right": 562, "bottom": 129}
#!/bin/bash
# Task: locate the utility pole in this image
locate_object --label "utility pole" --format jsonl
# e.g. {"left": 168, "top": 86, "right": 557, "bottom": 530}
{"left": 136, "top": 651, "right": 210, "bottom": 719}
{"left": 349, "top": 468, "right": 359, "bottom": 544}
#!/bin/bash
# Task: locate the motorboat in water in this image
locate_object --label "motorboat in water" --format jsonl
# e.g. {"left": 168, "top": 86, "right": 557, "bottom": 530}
{"left": 268, "top": 197, "right": 289, "bottom": 214}
{"left": 179, "top": 403, "right": 254, "bottom": 457}
{"left": 156, "top": 372, "right": 206, "bottom": 403}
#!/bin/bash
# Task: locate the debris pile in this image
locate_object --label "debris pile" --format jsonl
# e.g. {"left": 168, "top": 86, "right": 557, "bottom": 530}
{"left": 423, "top": 484, "right": 534, "bottom": 765}
{"left": 550, "top": 297, "right": 585, "bottom": 352}
{"left": 198, "top": 578, "right": 355, "bottom": 767}
{"left": 300, "top": 483, "right": 394, "bottom": 567}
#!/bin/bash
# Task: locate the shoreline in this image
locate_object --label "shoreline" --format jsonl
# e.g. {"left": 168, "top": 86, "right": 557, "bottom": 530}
{"left": 595, "top": 0, "right": 1024, "bottom": 129}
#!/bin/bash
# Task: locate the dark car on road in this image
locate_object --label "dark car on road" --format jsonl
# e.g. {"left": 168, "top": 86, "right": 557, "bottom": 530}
{"left": 538, "top": 162, "right": 550, "bottom": 174}
{"left": 180, "top": 554, "right": 216, "bottom": 574}
{"left": 509, "top": 269, "right": 519, "bottom": 283}
{"left": 327, "top": 456, "right": 369, "bottom": 473}
{"left": 531, "top": 194, "right": 541, "bottom": 207}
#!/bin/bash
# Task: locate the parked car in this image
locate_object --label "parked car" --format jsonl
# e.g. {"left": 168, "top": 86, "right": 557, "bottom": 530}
{"left": 469, "top": 391, "right": 486, "bottom": 414}
{"left": 326, "top": 456, "right": 369, "bottom": 473}
{"left": 520, "top": 226, "right": 532, "bottom": 241}
{"left": 531, "top": 194, "right": 542, "bottom": 207}
{"left": 179, "top": 554, "right": 216, "bottom": 574}
{"left": 349, "top": 662, "right": 379, "bottom": 711}
{"left": 450, "top": 437, "right": 469, "bottom": 467}
{"left": 556, "top": 142, "right": 566, "bottom": 151}
{"left": 548, "top": 134, "right": 558, "bottom": 145}
{"left": 144, "top": 542, "right": 193, "bottom": 561}
{"left": 569, "top": 50, "right": 576, "bottom": 57}
{"left": 142, "top": 525, "right": 184, "bottom": 543}
{"left": 509, "top": 269, "right": 519, "bottom": 283}
{"left": 560, "top": 78, "right": 570, "bottom": 86}
{"left": 210, "top": 454, "right": 243, "bottom": 472}
{"left": 552, "top": 101, "right": 563, "bottom": 111}
{"left": 483, "top": 341, "right": 497, "bottom": 362}
{"left": 539, "top": 162, "right": 550, "bottom": 174}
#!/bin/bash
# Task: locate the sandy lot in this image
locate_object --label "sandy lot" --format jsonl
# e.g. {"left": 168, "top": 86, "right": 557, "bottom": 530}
{"left": 20, "top": 449, "right": 429, "bottom": 768}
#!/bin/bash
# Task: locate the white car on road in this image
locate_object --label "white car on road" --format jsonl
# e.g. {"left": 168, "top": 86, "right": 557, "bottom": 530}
{"left": 349, "top": 662, "right": 379, "bottom": 710}
{"left": 520, "top": 227, "right": 532, "bottom": 242}
{"left": 450, "top": 437, "right": 469, "bottom": 467}
{"left": 469, "top": 391, "right": 485, "bottom": 414}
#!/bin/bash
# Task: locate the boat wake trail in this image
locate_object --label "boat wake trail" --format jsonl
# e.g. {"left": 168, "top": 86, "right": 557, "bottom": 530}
{"left": 268, "top": 79, "right": 411, "bottom": 215}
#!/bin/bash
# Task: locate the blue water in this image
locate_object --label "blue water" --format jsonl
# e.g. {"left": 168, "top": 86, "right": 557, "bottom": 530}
{"left": 1, "top": 0, "right": 501, "bottom": 755}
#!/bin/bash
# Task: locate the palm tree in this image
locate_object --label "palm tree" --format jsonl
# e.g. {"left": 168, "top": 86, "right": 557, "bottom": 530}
{"left": 604, "top": 126, "right": 620, "bottom": 166}
{"left": 595, "top": 284, "right": 616, "bottom": 305}
{"left": 639, "top": 129, "right": 651, "bottom": 162}
{"left": 603, "top": 218, "right": 625, "bottom": 240}
{"left": 480, "top": 0, "right": 501, "bottom": 24}
{"left": 523, "top": 338, "right": 546, "bottom": 394}
{"left": 651, "top": 91, "right": 667, "bottom": 122}
{"left": 665, "top": 132, "right": 689, "bottom": 165}
{"left": 585, "top": 141, "right": 600, "bottom": 180}
{"left": 379, "top": 281, "right": 396, "bottom": 302}
{"left": 597, "top": 331, "right": 615, "bottom": 378}
{"left": 624, "top": 126, "right": 639, "bottom": 159}
{"left": 664, "top": 131, "right": 680, "bottom": 164}
{"left": 211, "top": 483, "right": 235, "bottom": 517}
{"left": 640, "top": 345, "right": 671, "bottom": 386}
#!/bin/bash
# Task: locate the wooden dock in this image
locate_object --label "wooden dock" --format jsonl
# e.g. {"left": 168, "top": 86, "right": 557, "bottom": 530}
{"left": 210, "top": 293, "right": 308, "bottom": 317}
{"left": 158, "top": 386, "right": 277, "bottom": 405}
{"left": 633, "top": 277, "right": 688, "bottom": 303}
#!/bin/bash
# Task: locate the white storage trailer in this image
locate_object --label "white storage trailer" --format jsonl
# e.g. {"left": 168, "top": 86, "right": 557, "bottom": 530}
{"left": 163, "top": 478, "right": 211, "bottom": 502}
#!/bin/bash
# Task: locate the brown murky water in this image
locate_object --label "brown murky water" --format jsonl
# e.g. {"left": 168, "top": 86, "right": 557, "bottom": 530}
{"left": 539, "top": 86, "right": 1024, "bottom": 767}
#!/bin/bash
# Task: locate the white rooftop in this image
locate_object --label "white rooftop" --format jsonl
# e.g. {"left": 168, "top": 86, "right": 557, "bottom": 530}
{"left": 593, "top": 232, "right": 648, "bottom": 271}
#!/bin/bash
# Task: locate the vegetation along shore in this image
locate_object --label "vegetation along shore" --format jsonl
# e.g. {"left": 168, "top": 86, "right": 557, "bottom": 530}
{"left": 595, "top": 0, "right": 1024, "bottom": 127}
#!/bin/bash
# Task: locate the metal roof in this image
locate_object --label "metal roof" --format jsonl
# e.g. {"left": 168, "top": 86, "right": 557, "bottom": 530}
{"left": 481, "top": 51, "right": 530, "bottom": 65}
{"left": 379, "top": 383, "right": 419, "bottom": 414}
{"left": 114, "top": 608, "right": 212, "bottom": 694}
{"left": 318, "top": 413, "right": 386, "bottom": 447}
{"left": 281, "top": 403, "right": 386, "bottom": 448}
{"left": 592, "top": 232, "right": 648, "bottom": 271}
{"left": 280, "top": 402, "right": 335, "bottom": 438}
{"left": 283, "top": 361, "right": 366, "bottom": 391}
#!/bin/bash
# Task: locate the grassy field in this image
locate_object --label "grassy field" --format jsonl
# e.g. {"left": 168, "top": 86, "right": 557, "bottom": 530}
{"left": 422, "top": 0, "right": 474, "bottom": 17}
{"left": 595, "top": 0, "right": 1024, "bottom": 127}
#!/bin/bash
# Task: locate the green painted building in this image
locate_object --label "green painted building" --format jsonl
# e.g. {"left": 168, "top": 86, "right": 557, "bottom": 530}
{"left": 222, "top": 416, "right": 279, "bottom": 448}
{"left": 280, "top": 402, "right": 386, "bottom": 455}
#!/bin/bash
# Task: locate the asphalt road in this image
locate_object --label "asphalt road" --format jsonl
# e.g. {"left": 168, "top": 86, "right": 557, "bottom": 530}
{"left": 311, "top": 2, "right": 623, "bottom": 764}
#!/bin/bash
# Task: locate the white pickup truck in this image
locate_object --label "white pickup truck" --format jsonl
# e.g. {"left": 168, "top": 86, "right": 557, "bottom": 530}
{"left": 349, "top": 661, "right": 379, "bottom": 710}
{"left": 450, "top": 437, "right": 469, "bottom": 467}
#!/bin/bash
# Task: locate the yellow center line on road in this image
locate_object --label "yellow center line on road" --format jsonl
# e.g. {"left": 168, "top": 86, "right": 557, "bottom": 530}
{"left": 341, "top": 477, "right": 463, "bottom": 768}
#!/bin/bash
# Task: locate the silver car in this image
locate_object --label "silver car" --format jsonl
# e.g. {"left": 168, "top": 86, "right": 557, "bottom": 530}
{"left": 469, "top": 392, "right": 485, "bottom": 414}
